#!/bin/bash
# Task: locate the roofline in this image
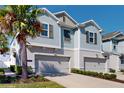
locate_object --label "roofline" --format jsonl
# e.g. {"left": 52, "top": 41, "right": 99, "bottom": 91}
{"left": 102, "top": 31, "right": 124, "bottom": 41}
{"left": 40, "top": 8, "right": 60, "bottom": 22}
{"left": 54, "top": 11, "right": 78, "bottom": 24}
{"left": 79, "top": 19, "right": 102, "bottom": 32}
{"left": 112, "top": 31, "right": 123, "bottom": 38}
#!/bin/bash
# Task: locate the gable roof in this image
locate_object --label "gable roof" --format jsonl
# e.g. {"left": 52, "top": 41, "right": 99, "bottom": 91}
{"left": 39, "top": 8, "right": 60, "bottom": 22}
{"left": 116, "top": 35, "right": 124, "bottom": 41}
{"left": 54, "top": 11, "right": 78, "bottom": 24}
{"left": 102, "top": 31, "right": 123, "bottom": 42}
{"left": 78, "top": 20, "right": 102, "bottom": 32}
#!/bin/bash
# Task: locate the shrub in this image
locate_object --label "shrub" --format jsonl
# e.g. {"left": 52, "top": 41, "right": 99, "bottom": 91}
{"left": 71, "top": 68, "right": 79, "bottom": 73}
{"left": 109, "top": 68, "right": 116, "bottom": 73}
{"left": 103, "top": 73, "right": 111, "bottom": 80}
{"left": 92, "top": 72, "right": 99, "bottom": 77}
{"left": 0, "top": 75, "right": 5, "bottom": 83}
{"left": 110, "top": 74, "right": 117, "bottom": 80}
{"left": 15, "top": 66, "right": 22, "bottom": 75}
{"left": 0, "top": 68, "right": 4, "bottom": 75}
{"left": 103, "top": 73, "right": 117, "bottom": 80}
{"left": 98, "top": 72, "right": 104, "bottom": 78}
{"left": 0, "top": 75, "right": 17, "bottom": 83}
{"left": 27, "top": 66, "right": 33, "bottom": 75}
{"left": 29, "top": 76, "right": 36, "bottom": 81}
{"left": 120, "top": 69, "right": 124, "bottom": 72}
{"left": 71, "top": 68, "right": 117, "bottom": 80}
{"left": 10, "top": 65, "right": 15, "bottom": 72}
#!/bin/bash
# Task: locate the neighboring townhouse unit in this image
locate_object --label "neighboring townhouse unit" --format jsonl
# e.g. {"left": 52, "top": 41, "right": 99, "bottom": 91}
{"left": 10, "top": 8, "right": 107, "bottom": 75}
{"left": 0, "top": 53, "right": 15, "bottom": 68}
{"left": 102, "top": 31, "right": 124, "bottom": 71}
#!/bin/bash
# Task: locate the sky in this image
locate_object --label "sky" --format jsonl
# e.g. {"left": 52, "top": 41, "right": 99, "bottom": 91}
{"left": 39, "top": 5, "right": 124, "bottom": 34}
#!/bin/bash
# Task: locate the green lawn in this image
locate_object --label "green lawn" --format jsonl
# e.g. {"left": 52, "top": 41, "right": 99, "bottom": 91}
{"left": 0, "top": 81, "right": 64, "bottom": 88}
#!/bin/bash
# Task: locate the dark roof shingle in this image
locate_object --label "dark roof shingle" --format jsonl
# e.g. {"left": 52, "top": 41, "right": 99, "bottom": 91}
{"left": 102, "top": 31, "right": 123, "bottom": 41}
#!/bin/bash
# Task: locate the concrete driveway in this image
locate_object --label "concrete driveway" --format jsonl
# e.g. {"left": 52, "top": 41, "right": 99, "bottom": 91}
{"left": 45, "top": 73, "right": 124, "bottom": 88}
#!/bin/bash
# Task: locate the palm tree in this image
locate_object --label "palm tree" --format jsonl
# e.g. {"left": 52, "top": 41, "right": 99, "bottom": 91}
{"left": 0, "top": 5, "right": 43, "bottom": 79}
{"left": 0, "top": 33, "right": 9, "bottom": 54}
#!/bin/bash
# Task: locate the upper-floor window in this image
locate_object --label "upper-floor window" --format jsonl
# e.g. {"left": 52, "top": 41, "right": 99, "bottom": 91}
{"left": 112, "top": 39, "right": 118, "bottom": 51}
{"left": 41, "top": 23, "right": 49, "bottom": 37}
{"left": 41, "top": 23, "right": 54, "bottom": 39}
{"left": 86, "top": 31, "right": 97, "bottom": 44}
{"left": 89, "top": 32, "right": 94, "bottom": 43}
{"left": 112, "top": 39, "right": 118, "bottom": 44}
{"left": 64, "top": 29, "right": 71, "bottom": 41}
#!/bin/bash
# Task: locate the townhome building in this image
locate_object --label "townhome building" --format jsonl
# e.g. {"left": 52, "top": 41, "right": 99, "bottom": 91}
{"left": 10, "top": 8, "right": 107, "bottom": 75}
{"left": 102, "top": 31, "right": 124, "bottom": 71}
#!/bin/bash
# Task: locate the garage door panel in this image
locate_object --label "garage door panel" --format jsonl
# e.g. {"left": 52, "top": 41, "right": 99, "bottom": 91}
{"left": 35, "top": 55, "right": 70, "bottom": 74}
{"left": 39, "top": 62, "right": 60, "bottom": 73}
{"left": 84, "top": 57, "right": 106, "bottom": 72}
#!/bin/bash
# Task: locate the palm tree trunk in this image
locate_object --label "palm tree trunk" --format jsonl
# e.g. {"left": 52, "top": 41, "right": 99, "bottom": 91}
{"left": 19, "top": 39, "right": 28, "bottom": 79}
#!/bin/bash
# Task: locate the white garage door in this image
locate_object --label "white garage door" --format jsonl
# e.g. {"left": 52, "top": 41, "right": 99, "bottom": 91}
{"left": 84, "top": 57, "right": 106, "bottom": 72}
{"left": 35, "top": 55, "right": 70, "bottom": 75}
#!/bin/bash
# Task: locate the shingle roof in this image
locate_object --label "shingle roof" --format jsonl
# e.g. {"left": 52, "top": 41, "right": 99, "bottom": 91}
{"left": 102, "top": 31, "right": 123, "bottom": 41}
{"left": 116, "top": 35, "right": 124, "bottom": 41}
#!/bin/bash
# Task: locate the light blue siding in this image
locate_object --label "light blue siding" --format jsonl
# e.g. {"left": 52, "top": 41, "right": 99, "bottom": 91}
{"left": 27, "top": 14, "right": 61, "bottom": 48}
{"left": 118, "top": 41, "right": 124, "bottom": 54}
{"left": 102, "top": 41, "right": 113, "bottom": 52}
{"left": 80, "top": 25, "right": 102, "bottom": 51}
{"left": 61, "top": 27, "right": 75, "bottom": 49}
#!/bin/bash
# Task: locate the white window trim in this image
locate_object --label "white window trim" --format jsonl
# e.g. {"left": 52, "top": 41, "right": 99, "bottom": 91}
{"left": 88, "top": 32, "right": 95, "bottom": 44}
{"left": 41, "top": 22, "right": 49, "bottom": 38}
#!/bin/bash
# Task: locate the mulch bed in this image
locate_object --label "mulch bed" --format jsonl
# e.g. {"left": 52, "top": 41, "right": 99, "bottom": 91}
{"left": 111, "top": 79, "right": 124, "bottom": 84}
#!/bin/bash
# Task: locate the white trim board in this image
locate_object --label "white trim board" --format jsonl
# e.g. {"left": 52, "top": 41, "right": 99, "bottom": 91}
{"left": 54, "top": 11, "right": 78, "bottom": 24}
{"left": 33, "top": 52, "right": 70, "bottom": 57}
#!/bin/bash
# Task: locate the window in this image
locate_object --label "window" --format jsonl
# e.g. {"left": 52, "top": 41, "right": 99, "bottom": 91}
{"left": 89, "top": 32, "right": 94, "bottom": 43}
{"left": 86, "top": 32, "right": 97, "bottom": 44}
{"left": 113, "top": 45, "right": 116, "bottom": 50}
{"left": 41, "top": 23, "right": 49, "bottom": 37}
{"left": 64, "top": 30, "right": 71, "bottom": 41}
{"left": 112, "top": 39, "right": 118, "bottom": 51}
{"left": 120, "top": 56, "right": 124, "bottom": 64}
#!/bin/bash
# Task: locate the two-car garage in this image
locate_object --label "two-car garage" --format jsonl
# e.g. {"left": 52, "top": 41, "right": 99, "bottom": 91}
{"left": 35, "top": 55, "right": 70, "bottom": 75}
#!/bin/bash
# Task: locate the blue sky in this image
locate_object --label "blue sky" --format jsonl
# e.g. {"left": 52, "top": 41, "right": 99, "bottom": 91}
{"left": 39, "top": 5, "right": 124, "bottom": 34}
